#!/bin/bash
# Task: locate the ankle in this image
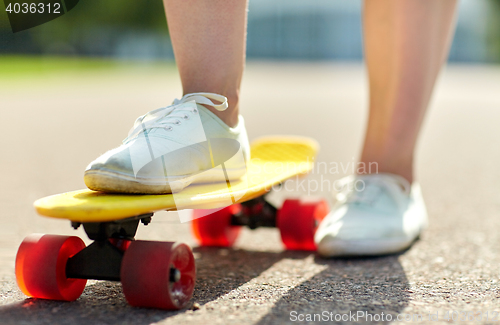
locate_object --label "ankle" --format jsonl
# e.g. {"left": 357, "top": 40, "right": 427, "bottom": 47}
{"left": 213, "top": 93, "right": 239, "bottom": 127}
{"left": 358, "top": 157, "right": 414, "bottom": 183}
{"left": 184, "top": 91, "right": 240, "bottom": 127}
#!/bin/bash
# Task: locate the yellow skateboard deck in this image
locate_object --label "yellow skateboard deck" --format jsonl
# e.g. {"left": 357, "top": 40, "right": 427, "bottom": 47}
{"left": 34, "top": 136, "right": 318, "bottom": 223}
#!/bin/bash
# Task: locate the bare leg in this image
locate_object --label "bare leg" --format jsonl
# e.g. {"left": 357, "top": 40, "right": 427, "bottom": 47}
{"left": 360, "top": 0, "right": 457, "bottom": 182}
{"left": 163, "top": 0, "right": 248, "bottom": 127}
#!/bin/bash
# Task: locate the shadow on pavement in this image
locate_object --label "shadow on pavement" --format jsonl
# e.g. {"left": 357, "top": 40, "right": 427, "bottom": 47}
{"left": 257, "top": 254, "right": 410, "bottom": 325}
{"left": 190, "top": 246, "right": 315, "bottom": 305}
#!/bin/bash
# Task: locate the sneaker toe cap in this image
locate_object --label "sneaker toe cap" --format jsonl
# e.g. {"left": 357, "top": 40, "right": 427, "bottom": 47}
{"left": 85, "top": 147, "right": 134, "bottom": 175}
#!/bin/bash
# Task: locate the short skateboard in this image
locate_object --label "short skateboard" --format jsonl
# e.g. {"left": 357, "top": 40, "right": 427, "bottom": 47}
{"left": 15, "top": 136, "right": 329, "bottom": 310}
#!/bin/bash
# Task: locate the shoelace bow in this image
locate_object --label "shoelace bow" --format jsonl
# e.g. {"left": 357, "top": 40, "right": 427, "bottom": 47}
{"left": 334, "top": 174, "right": 411, "bottom": 210}
{"left": 123, "top": 92, "right": 228, "bottom": 143}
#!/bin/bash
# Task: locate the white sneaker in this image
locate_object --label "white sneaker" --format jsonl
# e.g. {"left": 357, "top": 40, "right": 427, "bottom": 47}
{"left": 315, "top": 173, "right": 428, "bottom": 257}
{"left": 84, "top": 93, "right": 250, "bottom": 194}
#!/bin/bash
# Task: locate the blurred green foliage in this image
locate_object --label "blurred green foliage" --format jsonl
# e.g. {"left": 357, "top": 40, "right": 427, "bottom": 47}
{"left": 1, "top": 0, "right": 168, "bottom": 54}
{"left": 42, "top": 0, "right": 167, "bottom": 32}
{"left": 0, "top": 55, "right": 177, "bottom": 80}
{"left": 487, "top": 0, "right": 500, "bottom": 61}
{"left": 0, "top": 55, "right": 121, "bottom": 76}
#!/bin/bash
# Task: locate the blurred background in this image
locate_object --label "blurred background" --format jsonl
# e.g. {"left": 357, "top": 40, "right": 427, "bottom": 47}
{"left": 1, "top": 0, "right": 499, "bottom": 62}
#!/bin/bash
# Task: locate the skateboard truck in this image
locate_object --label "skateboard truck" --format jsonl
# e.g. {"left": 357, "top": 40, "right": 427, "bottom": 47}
{"left": 191, "top": 193, "right": 329, "bottom": 251}
{"left": 65, "top": 213, "right": 165, "bottom": 282}
{"left": 230, "top": 195, "right": 278, "bottom": 229}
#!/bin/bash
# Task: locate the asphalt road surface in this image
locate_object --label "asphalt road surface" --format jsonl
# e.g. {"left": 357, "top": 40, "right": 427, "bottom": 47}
{"left": 1, "top": 61, "right": 499, "bottom": 324}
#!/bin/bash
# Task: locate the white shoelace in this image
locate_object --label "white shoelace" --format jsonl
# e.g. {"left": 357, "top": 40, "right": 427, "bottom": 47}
{"left": 334, "top": 174, "right": 411, "bottom": 210}
{"left": 123, "top": 92, "right": 228, "bottom": 143}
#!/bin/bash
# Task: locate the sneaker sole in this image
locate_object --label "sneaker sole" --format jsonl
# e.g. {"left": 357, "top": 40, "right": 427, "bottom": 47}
{"left": 316, "top": 237, "right": 419, "bottom": 257}
{"left": 84, "top": 167, "right": 247, "bottom": 194}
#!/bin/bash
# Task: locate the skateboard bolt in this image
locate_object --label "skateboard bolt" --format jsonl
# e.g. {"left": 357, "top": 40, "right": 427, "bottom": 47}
{"left": 170, "top": 267, "right": 181, "bottom": 283}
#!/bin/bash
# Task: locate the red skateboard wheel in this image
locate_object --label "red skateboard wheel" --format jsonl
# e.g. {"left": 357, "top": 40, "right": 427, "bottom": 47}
{"left": 15, "top": 234, "right": 87, "bottom": 301}
{"left": 121, "top": 241, "right": 196, "bottom": 310}
{"left": 277, "top": 198, "right": 329, "bottom": 251}
{"left": 191, "top": 204, "right": 242, "bottom": 247}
